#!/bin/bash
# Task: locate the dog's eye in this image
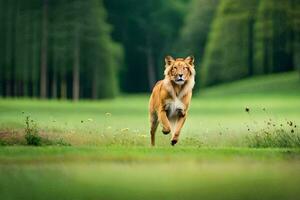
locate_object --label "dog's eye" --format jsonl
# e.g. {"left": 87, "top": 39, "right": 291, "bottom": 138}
{"left": 173, "top": 67, "right": 177, "bottom": 70}
{"left": 184, "top": 67, "right": 188, "bottom": 70}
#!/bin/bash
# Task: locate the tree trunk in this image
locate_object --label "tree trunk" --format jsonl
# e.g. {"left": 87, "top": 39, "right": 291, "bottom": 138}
{"left": 146, "top": 47, "right": 155, "bottom": 91}
{"left": 248, "top": 18, "right": 254, "bottom": 76}
{"left": 40, "top": 0, "right": 48, "bottom": 98}
{"left": 263, "top": 38, "right": 270, "bottom": 74}
{"left": 23, "top": 14, "right": 30, "bottom": 97}
{"left": 145, "top": 33, "right": 156, "bottom": 91}
{"left": 52, "top": 49, "right": 58, "bottom": 99}
{"left": 0, "top": 1, "right": 3, "bottom": 97}
{"left": 146, "top": 36, "right": 156, "bottom": 92}
{"left": 52, "top": 70, "right": 57, "bottom": 99}
{"left": 5, "top": 1, "right": 13, "bottom": 97}
{"left": 13, "top": 0, "right": 21, "bottom": 98}
{"left": 289, "top": 0, "right": 295, "bottom": 71}
{"left": 31, "top": 12, "right": 39, "bottom": 98}
{"left": 291, "top": 0, "right": 300, "bottom": 74}
{"left": 92, "top": 68, "right": 98, "bottom": 99}
{"left": 72, "top": 28, "right": 80, "bottom": 101}
{"left": 60, "top": 73, "right": 67, "bottom": 100}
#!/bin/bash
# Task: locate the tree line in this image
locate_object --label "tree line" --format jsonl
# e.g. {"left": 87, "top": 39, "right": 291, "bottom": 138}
{"left": 103, "top": 0, "right": 190, "bottom": 92}
{"left": 178, "top": 0, "right": 300, "bottom": 87}
{"left": 0, "top": 0, "right": 299, "bottom": 99}
{"left": 0, "top": 0, "right": 122, "bottom": 100}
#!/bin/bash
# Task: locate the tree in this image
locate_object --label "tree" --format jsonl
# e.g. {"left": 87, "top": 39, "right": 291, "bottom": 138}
{"left": 201, "top": 0, "right": 259, "bottom": 86}
{"left": 177, "top": 0, "right": 220, "bottom": 88}
{"left": 3, "top": 0, "right": 16, "bottom": 97}
{"left": 254, "top": 0, "right": 296, "bottom": 75}
{"left": 178, "top": 0, "right": 219, "bottom": 61}
{"left": 0, "top": 0, "right": 4, "bottom": 96}
{"left": 48, "top": 0, "right": 122, "bottom": 100}
{"left": 0, "top": 0, "right": 122, "bottom": 99}
{"left": 291, "top": 0, "right": 300, "bottom": 74}
{"left": 40, "top": 0, "right": 48, "bottom": 98}
{"left": 80, "top": 0, "right": 122, "bottom": 98}
{"left": 104, "top": 0, "right": 190, "bottom": 92}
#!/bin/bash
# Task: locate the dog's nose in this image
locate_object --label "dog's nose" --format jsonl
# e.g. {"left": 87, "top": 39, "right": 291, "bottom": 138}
{"left": 179, "top": 74, "right": 183, "bottom": 78}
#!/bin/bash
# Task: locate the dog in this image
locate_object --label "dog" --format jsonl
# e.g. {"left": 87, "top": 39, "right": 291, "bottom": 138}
{"left": 149, "top": 56, "right": 195, "bottom": 146}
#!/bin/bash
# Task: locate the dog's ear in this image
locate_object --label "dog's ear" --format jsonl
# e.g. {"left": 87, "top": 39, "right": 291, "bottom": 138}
{"left": 185, "top": 56, "right": 195, "bottom": 66}
{"left": 165, "top": 55, "right": 175, "bottom": 66}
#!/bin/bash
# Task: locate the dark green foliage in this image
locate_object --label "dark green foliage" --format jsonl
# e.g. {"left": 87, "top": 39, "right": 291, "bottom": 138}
{"left": 0, "top": 0, "right": 122, "bottom": 99}
{"left": 178, "top": 0, "right": 220, "bottom": 57}
{"left": 0, "top": 140, "right": 7, "bottom": 146}
{"left": 104, "top": 0, "right": 190, "bottom": 92}
{"left": 1, "top": 0, "right": 299, "bottom": 95}
{"left": 25, "top": 133, "right": 41, "bottom": 146}
{"left": 42, "top": 137, "right": 71, "bottom": 146}
{"left": 181, "top": 0, "right": 300, "bottom": 87}
{"left": 293, "top": 0, "right": 300, "bottom": 72}
{"left": 254, "top": 0, "right": 297, "bottom": 75}
{"left": 49, "top": 0, "right": 123, "bottom": 99}
{"left": 24, "top": 116, "right": 41, "bottom": 146}
{"left": 246, "top": 129, "right": 300, "bottom": 148}
{"left": 201, "top": 0, "right": 259, "bottom": 86}
{"left": 24, "top": 115, "right": 70, "bottom": 146}
{"left": 177, "top": 0, "right": 220, "bottom": 86}
{"left": 177, "top": 0, "right": 220, "bottom": 88}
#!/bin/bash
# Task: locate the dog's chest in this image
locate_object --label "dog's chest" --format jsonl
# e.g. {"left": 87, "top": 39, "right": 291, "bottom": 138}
{"left": 165, "top": 98, "right": 184, "bottom": 118}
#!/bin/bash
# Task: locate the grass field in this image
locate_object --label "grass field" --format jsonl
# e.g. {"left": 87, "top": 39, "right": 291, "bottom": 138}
{"left": 0, "top": 72, "right": 300, "bottom": 200}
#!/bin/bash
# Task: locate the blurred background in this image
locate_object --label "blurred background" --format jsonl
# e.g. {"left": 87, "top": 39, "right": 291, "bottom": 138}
{"left": 0, "top": 0, "right": 299, "bottom": 100}
{"left": 0, "top": 2, "right": 300, "bottom": 198}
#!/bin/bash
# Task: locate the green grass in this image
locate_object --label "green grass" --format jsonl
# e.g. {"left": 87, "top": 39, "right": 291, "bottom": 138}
{"left": 0, "top": 72, "right": 300, "bottom": 200}
{"left": 0, "top": 146, "right": 300, "bottom": 200}
{"left": 200, "top": 71, "right": 300, "bottom": 96}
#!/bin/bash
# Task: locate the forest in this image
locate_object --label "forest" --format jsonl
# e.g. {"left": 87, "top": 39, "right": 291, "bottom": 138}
{"left": 1, "top": 1, "right": 300, "bottom": 199}
{"left": 0, "top": 0, "right": 299, "bottom": 100}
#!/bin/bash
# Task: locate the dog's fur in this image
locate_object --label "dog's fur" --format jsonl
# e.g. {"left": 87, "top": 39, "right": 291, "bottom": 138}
{"left": 149, "top": 56, "right": 195, "bottom": 146}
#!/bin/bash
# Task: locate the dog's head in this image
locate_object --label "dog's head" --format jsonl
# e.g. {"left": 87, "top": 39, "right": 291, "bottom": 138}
{"left": 164, "top": 56, "right": 195, "bottom": 85}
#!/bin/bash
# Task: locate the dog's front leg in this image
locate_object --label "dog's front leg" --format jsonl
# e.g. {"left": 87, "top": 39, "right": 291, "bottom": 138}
{"left": 171, "top": 94, "right": 191, "bottom": 145}
{"left": 171, "top": 115, "right": 187, "bottom": 146}
{"left": 158, "top": 107, "right": 171, "bottom": 135}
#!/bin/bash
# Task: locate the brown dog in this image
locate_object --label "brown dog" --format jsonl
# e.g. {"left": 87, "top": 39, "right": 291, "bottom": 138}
{"left": 149, "top": 56, "right": 195, "bottom": 146}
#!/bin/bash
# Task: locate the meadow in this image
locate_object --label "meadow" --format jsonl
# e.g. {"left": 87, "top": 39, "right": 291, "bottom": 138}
{"left": 0, "top": 72, "right": 300, "bottom": 200}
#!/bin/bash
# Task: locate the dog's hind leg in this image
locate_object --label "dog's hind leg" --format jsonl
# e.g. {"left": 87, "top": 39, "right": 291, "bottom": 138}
{"left": 150, "top": 112, "right": 158, "bottom": 146}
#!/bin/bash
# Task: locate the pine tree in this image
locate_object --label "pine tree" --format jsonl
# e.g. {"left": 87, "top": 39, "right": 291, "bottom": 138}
{"left": 201, "top": 0, "right": 259, "bottom": 86}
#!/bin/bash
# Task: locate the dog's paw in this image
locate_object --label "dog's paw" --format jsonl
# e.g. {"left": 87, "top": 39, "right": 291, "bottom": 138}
{"left": 162, "top": 127, "right": 171, "bottom": 135}
{"left": 171, "top": 139, "right": 178, "bottom": 146}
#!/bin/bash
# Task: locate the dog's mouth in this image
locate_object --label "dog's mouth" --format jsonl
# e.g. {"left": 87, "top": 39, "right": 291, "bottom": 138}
{"left": 175, "top": 78, "right": 185, "bottom": 84}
